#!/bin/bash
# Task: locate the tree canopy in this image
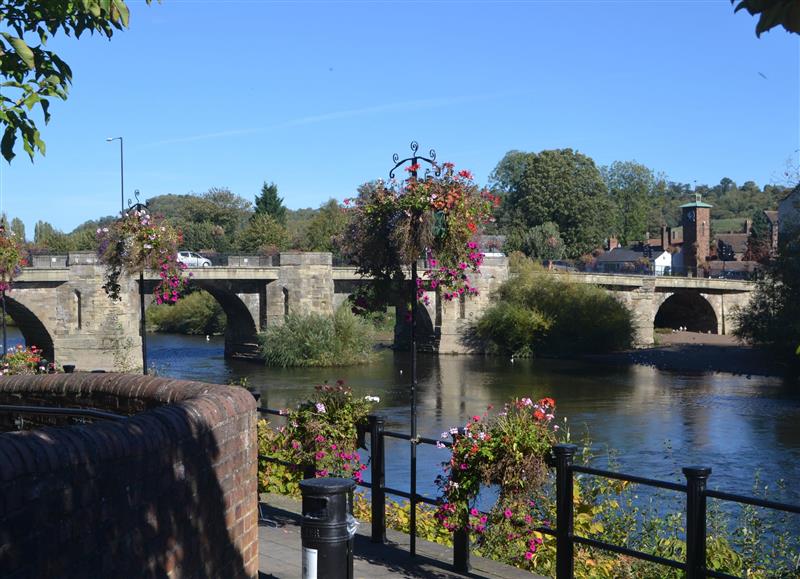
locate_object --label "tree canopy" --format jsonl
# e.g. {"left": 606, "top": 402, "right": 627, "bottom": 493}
{"left": 0, "top": 0, "right": 150, "bottom": 162}
{"left": 254, "top": 181, "right": 287, "bottom": 225}
{"left": 731, "top": 0, "right": 800, "bottom": 36}
{"left": 603, "top": 161, "right": 655, "bottom": 246}
{"left": 492, "top": 149, "right": 614, "bottom": 258}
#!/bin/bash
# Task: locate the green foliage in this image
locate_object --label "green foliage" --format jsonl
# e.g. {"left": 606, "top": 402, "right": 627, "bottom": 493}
{"left": 147, "top": 189, "right": 251, "bottom": 251}
{"left": 260, "top": 307, "right": 374, "bottom": 367}
{"left": 602, "top": 160, "right": 654, "bottom": 246}
{"left": 731, "top": 0, "right": 800, "bottom": 36}
{"left": 734, "top": 225, "right": 800, "bottom": 371}
{"left": 237, "top": 213, "right": 288, "bottom": 254}
{"left": 353, "top": 493, "right": 453, "bottom": 546}
{"left": 301, "top": 199, "right": 350, "bottom": 255}
{"left": 257, "top": 382, "right": 376, "bottom": 495}
{"left": 9, "top": 218, "right": 24, "bottom": 242}
{"left": 254, "top": 181, "right": 287, "bottom": 225}
{"left": 492, "top": 149, "right": 615, "bottom": 258}
{"left": 475, "top": 302, "right": 551, "bottom": 358}
{"left": 477, "top": 257, "right": 634, "bottom": 356}
{"left": 505, "top": 221, "right": 565, "bottom": 261}
{"left": 0, "top": 0, "right": 151, "bottom": 162}
{"left": 146, "top": 290, "right": 226, "bottom": 335}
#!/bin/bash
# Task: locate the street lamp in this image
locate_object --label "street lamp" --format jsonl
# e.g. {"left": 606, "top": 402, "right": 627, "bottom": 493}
{"left": 106, "top": 137, "right": 124, "bottom": 212}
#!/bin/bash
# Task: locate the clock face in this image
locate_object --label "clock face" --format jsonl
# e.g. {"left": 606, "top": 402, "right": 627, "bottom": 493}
{"left": 687, "top": 210, "right": 696, "bottom": 222}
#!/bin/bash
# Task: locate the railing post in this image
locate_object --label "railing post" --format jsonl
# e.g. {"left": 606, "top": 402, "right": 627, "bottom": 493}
{"left": 684, "top": 466, "right": 711, "bottom": 579}
{"left": 453, "top": 427, "right": 470, "bottom": 573}
{"left": 368, "top": 414, "right": 386, "bottom": 544}
{"left": 553, "top": 444, "right": 577, "bottom": 579}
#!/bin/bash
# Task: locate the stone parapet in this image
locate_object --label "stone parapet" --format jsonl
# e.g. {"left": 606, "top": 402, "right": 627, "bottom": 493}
{"left": 0, "top": 374, "right": 258, "bottom": 578}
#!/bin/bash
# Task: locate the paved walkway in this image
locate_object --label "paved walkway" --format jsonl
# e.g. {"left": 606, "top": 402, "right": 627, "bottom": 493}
{"left": 258, "top": 494, "right": 543, "bottom": 579}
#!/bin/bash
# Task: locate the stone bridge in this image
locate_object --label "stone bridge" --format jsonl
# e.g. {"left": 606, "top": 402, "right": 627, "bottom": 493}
{"left": 7, "top": 252, "right": 753, "bottom": 370}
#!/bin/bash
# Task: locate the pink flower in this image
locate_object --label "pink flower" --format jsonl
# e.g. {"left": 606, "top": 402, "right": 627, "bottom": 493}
{"left": 315, "top": 451, "right": 326, "bottom": 460}
{"left": 315, "top": 435, "right": 326, "bottom": 443}
{"left": 525, "top": 551, "right": 534, "bottom": 560}
{"left": 504, "top": 509, "right": 513, "bottom": 519}
{"left": 470, "top": 508, "right": 479, "bottom": 516}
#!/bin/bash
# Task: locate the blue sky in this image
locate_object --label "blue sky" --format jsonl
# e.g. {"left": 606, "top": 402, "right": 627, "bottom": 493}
{"left": 1, "top": 0, "right": 798, "bottom": 233}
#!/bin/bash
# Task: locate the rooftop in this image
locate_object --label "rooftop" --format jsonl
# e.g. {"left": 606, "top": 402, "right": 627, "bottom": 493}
{"left": 679, "top": 193, "right": 713, "bottom": 209}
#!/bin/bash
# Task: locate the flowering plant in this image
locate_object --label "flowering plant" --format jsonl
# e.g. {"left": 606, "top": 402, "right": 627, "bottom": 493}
{"left": 96, "top": 208, "right": 188, "bottom": 303}
{"left": 0, "top": 224, "right": 25, "bottom": 293}
{"left": 258, "top": 381, "right": 378, "bottom": 495}
{"left": 1, "top": 344, "right": 51, "bottom": 375}
{"left": 435, "top": 397, "right": 558, "bottom": 566}
{"left": 342, "top": 162, "right": 498, "bottom": 314}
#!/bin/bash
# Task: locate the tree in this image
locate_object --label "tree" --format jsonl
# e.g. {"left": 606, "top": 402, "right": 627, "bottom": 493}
{"left": 302, "top": 199, "right": 350, "bottom": 255}
{"left": 603, "top": 161, "right": 654, "bottom": 246}
{"left": 33, "top": 220, "right": 70, "bottom": 251}
{"left": 744, "top": 210, "right": 773, "bottom": 263}
{"left": 237, "top": 213, "right": 288, "bottom": 253}
{"left": 492, "top": 149, "right": 614, "bottom": 258}
{"left": 254, "top": 181, "right": 287, "bottom": 225}
{"left": 505, "top": 222, "right": 565, "bottom": 262}
{"left": 0, "top": 0, "right": 151, "bottom": 162}
{"left": 734, "top": 224, "right": 800, "bottom": 374}
{"left": 731, "top": 0, "right": 800, "bottom": 36}
{"left": 10, "top": 217, "right": 25, "bottom": 242}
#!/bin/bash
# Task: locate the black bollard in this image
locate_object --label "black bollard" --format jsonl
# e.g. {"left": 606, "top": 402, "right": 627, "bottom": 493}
{"left": 62, "top": 364, "right": 75, "bottom": 374}
{"left": 299, "top": 477, "right": 356, "bottom": 579}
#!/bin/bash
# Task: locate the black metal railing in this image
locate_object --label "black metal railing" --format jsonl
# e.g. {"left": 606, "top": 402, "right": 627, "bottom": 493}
{"left": 0, "top": 404, "right": 125, "bottom": 431}
{"left": 256, "top": 406, "right": 800, "bottom": 578}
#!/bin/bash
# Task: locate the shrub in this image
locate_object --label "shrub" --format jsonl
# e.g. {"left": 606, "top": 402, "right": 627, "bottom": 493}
{"left": 146, "top": 290, "right": 226, "bottom": 335}
{"left": 476, "top": 257, "right": 634, "bottom": 356}
{"left": 260, "top": 307, "right": 374, "bottom": 367}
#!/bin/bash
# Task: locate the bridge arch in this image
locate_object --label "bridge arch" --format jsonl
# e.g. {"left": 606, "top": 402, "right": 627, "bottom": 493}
{"left": 180, "top": 282, "right": 260, "bottom": 359}
{"left": 2, "top": 294, "right": 55, "bottom": 361}
{"left": 654, "top": 291, "right": 718, "bottom": 334}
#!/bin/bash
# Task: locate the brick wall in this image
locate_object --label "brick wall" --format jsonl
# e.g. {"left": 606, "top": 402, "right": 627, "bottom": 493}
{"left": 0, "top": 374, "right": 258, "bottom": 578}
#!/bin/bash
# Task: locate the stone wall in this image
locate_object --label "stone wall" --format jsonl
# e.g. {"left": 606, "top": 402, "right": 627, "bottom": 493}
{"left": 0, "top": 374, "right": 258, "bottom": 578}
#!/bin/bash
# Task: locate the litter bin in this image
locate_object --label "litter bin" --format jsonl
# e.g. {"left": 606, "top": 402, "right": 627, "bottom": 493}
{"left": 299, "top": 477, "right": 358, "bottom": 579}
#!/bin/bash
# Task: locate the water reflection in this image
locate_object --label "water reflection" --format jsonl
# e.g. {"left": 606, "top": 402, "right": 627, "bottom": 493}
{"left": 146, "top": 333, "right": 799, "bottom": 502}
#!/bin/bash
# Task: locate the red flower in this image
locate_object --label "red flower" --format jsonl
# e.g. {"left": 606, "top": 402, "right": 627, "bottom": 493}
{"left": 458, "top": 169, "right": 473, "bottom": 180}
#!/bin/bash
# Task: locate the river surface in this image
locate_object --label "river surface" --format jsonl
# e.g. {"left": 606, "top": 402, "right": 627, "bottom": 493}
{"left": 141, "top": 333, "right": 800, "bottom": 508}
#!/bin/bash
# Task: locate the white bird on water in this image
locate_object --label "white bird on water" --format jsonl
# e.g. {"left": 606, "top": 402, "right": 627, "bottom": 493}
{"left": 206, "top": 335, "right": 210, "bottom": 341}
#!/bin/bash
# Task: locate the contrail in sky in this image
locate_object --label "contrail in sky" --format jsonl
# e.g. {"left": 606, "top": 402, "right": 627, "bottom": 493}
{"left": 144, "top": 92, "right": 521, "bottom": 147}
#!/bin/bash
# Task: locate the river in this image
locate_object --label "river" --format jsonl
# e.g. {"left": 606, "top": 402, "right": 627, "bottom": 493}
{"left": 143, "top": 332, "right": 800, "bottom": 507}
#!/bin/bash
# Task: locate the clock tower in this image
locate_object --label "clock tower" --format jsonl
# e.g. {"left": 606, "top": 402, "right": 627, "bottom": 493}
{"left": 680, "top": 193, "right": 712, "bottom": 272}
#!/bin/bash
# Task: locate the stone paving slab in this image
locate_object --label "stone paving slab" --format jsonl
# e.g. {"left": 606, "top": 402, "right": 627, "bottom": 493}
{"left": 258, "top": 494, "right": 544, "bottom": 579}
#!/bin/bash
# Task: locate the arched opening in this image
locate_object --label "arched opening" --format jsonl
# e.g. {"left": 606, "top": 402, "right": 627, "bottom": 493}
{"left": 193, "top": 282, "right": 260, "bottom": 360}
{"left": 394, "top": 300, "right": 437, "bottom": 351}
{"left": 144, "top": 280, "right": 260, "bottom": 360}
{"left": 654, "top": 292, "right": 717, "bottom": 334}
{"left": 2, "top": 295, "right": 55, "bottom": 361}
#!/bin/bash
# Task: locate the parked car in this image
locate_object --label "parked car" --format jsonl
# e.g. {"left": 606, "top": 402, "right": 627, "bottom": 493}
{"left": 176, "top": 251, "right": 211, "bottom": 267}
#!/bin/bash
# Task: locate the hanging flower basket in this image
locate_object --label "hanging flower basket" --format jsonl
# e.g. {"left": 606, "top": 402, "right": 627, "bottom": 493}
{"left": 0, "top": 224, "right": 25, "bottom": 293}
{"left": 96, "top": 207, "right": 188, "bottom": 303}
{"left": 342, "top": 162, "right": 499, "bottom": 313}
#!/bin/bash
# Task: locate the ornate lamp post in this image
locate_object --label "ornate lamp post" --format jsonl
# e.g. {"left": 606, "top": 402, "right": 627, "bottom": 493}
{"left": 388, "top": 141, "right": 440, "bottom": 557}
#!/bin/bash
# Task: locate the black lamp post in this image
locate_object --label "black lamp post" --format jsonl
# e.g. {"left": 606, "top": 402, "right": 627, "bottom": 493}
{"left": 388, "top": 141, "right": 440, "bottom": 557}
{"left": 121, "top": 190, "right": 148, "bottom": 375}
{"left": 106, "top": 136, "right": 124, "bottom": 212}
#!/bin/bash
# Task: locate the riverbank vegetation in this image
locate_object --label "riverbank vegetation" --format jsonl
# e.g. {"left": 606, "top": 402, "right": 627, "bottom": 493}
{"left": 260, "top": 307, "right": 374, "bottom": 367}
{"left": 476, "top": 256, "right": 634, "bottom": 356}
{"left": 146, "top": 290, "right": 225, "bottom": 335}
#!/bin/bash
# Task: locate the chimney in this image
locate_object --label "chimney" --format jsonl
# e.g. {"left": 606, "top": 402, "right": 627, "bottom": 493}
{"left": 745, "top": 219, "right": 752, "bottom": 235}
{"left": 661, "top": 225, "right": 669, "bottom": 249}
